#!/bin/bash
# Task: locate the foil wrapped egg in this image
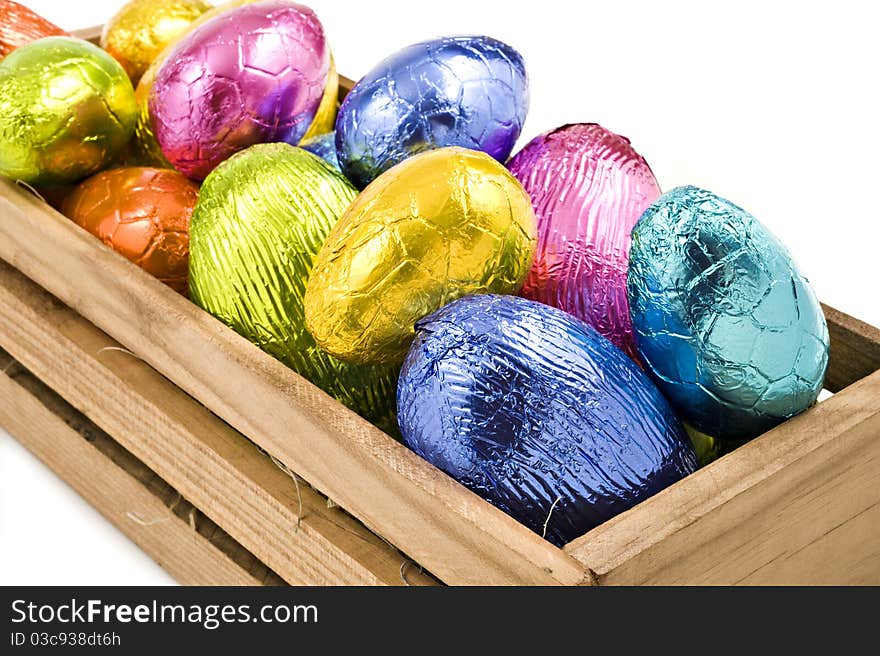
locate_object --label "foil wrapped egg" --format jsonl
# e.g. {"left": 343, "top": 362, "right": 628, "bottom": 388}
{"left": 0, "top": 0, "right": 67, "bottom": 56}
{"left": 336, "top": 35, "right": 529, "bottom": 188}
{"left": 129, "top": 0, "right": 260, "bottom": 167}
{"left": 304, "top": 147, "right": 537, "bottom": 366}
{"left": 300, "top": 55, "right": 339, "bottom": 141}
{"left": 0, "top": 37, "right": 136, "bottom": 186}
{"left": 150, "top": 1, "right": 330, "bottom": 180}
{"left": 300, "top": 131, "right": 340, "bottom": 170}
{"left": 507, "top": 123, "right": 661, "bottom": 359}
{"left": 627, "top": 186, "right": 830, "bottom": 442}
{"left": 130, "top": 0, "right": 338, "bottom": 168}
{"left": 101, "top": 0, "right": 211, "bottom": 85}
{"left": 398, "top": 294, "right": 697, "bottom": 546}
{"left": 62, "top": 167, "right": 199, "bottom": 294}
{"left": 189, "top": 143, "right": 399, "bottom": 434}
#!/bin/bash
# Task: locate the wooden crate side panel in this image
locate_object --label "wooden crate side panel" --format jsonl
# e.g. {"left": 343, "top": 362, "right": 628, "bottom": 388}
{"left": 0, "top": 261, "right": 435, "bottom": 586}
{"left": 0, "top": 354, "right": 280, "bottom": 586}
{"left": 564, "top": 370, "right": 880, "bottom": 584}
{"left": 0, "top": 182, "right": 585, "bottom": 586}
{"left": 822, "top": 303, "right": 880, "bottom": 393}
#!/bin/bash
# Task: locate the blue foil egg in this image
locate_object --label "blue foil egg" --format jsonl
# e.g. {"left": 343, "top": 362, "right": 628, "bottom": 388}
{"left": 335, "top": 35, "right": 529, "bottom": 188}
{"left": 627, "top": 186, "right": 830, "bottom": 442}
{"left": 397, "top": 294, "right": 697, "bottom": 547}
{"left": 300, "top": 131, "right": 340, "bottom": 171}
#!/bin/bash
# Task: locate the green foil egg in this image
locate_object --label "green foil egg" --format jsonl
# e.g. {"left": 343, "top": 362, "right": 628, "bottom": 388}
{"left": 0, "top": 37, "right": 136, "bottom": 186}
{"left": 189, "top": 143, "right": 399, "bottom": 433}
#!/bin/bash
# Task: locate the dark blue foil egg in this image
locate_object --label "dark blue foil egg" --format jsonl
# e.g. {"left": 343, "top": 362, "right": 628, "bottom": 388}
{"left": 627, "top": 186, "right": 830, "bottom": 442}
{"left": 335, "top": 35, "right": 529, "bottom": 188}
{"left": 300, "top": 131, "right": 340, "bottom": 171}
{"left": 397, "top": 294, "right": 697, "bottom": 547}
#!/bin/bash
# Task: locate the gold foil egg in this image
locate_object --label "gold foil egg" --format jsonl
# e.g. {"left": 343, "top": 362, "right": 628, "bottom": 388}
{"left": 304, "top": 147, "right": 538, "bottom": 366}
{"left": 189, "top": 143, "right": 399, "bottom": 433}
{"left": 300, "top": 54, "right": 339, "bottom": 141}
{"left": 101, "top": 0, "right": 211, "bottom": 85}
{"left": 128, "top": 0, "right": 337, "bottom": 167}
{"left": 0, "top": 37, "right": 136, "bottom": 186}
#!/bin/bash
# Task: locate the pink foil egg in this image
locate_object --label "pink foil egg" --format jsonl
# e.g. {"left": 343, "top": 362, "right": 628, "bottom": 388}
{"left": 507, "top": 123, "right": 661, "bottom": 359}
{"left": 149, "top": 1, "right": 329, "bottom": 180}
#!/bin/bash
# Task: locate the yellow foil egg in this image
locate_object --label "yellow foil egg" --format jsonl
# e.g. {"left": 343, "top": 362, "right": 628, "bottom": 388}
{"left": 101, "top": 0, "right": 211, "bottom": 85}
{"left": 0, "top": 37, "right": 136, "bottom": 186}
{"left": 301, "top": 54, "right": 339, "bottom": 141}
{"left": 304, "top": 147, "right": 537, "bottom": 366}
{"left": 128, "top": 0, "right": 338, "bottom": 167}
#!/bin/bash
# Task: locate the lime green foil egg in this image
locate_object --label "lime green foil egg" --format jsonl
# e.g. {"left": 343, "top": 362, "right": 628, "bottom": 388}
{"left": 189, "top": 143, "right": 399, "bottom": 433}
{"left": 0, "top": 37, "right": 136, "bottom": 186}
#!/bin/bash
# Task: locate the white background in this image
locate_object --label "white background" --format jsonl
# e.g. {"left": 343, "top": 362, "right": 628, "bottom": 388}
{"left": 2, "top": 0, "right": 878, "bottom": 585}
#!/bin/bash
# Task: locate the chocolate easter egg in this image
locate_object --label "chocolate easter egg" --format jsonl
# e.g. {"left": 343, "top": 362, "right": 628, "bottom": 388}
{"left": 130, "top": 0, "right": 337, "bottom": 168}
{"left": 63, "top": 167, "right": 198, "bottom": 294}
{"left": 335, "top": 35, "right": 529, "bottom": 188}
{"left": 0, "top": 37, "right": 136, "bottom": 186}
{"left": 300, "top": 54, "right": 338, "bottom": 141}
{"left": 0, "top": 0, "right": 67, "bottom": 56}
{"left": 101, "top": 0, "right": 210, "bottom": 85}
{"left": 150, "top": 1, "right": 329, "bottom": 180}
{"left": 189, "top": 143, "right": 398, "bottom": 433}
{"left": 128, "top": 0, "right": 259, "bottom": 167}
{"left": 304, "top": 147, "right": 537, "bottom": 366}
{"left": 508, "top": 123, "right": 661, "bottom": 359}
{"left": 627, "top": 186, "right": 830, "bottom": 441}
{"left": 398, "top": 294, "right": 697, "bottom": 546}
{"left": 300, "top": 131, "right": 340, "bottom": 170}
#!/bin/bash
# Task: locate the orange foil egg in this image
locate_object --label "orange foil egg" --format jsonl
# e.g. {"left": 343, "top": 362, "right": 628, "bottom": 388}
{"left": 62, "top": 167, "right": 199, "bottom": 294}
{"left": 0, "top": 1, "right": 67, "bottom": 57}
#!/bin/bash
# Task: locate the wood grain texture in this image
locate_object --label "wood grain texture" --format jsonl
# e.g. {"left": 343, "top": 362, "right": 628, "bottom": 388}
{"left": 564, "top": 369, "right": 880, "bottom": 585}
{"left": 0, "top": 261, "right": 435, "bottom": 586}
{"left": 0, "top": 351, "right": 281, "bottom": 586}
{"left": 822, "top": 303, "right": 880, "bottom": 393}
{"left": 0, "top": 182, "right": 586, "bottom": 586}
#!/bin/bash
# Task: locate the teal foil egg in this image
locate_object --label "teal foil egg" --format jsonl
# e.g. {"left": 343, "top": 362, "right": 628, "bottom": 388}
{"left": 627, "top": 186, "right": 829, "bottom": 442}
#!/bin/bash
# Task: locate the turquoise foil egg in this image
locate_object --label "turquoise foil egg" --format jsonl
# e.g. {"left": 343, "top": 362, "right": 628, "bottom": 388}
{"left": 627, "top": 186, "right": 829, "bottom": 442}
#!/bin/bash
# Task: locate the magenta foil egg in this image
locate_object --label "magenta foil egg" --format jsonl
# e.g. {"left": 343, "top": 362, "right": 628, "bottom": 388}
{"left": 507, "top": 123, "right": 661, "bottom": 358}
{"left": 149, "top": 1, "right": 329, "bottom": 180}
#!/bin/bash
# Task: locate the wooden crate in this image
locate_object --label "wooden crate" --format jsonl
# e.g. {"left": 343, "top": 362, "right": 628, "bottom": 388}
{"left": 0, "top": 27, "right": 878, "bottom": 586}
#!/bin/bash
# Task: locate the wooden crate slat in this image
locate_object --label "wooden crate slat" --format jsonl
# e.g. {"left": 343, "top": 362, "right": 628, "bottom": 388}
{"left": 0, "top": 351, "right": 281, "bottom": 586}
{"left": 0, "top": 261, "right": 436, "bottom": 586}
{"left": 0, "top": 185, "right": 587, "bottom": 585}
{"left": 563, "top": 369, "right": 880, "bottom": 584}
{"left": 822, "top": 303, "right": 880, "bottom": 393}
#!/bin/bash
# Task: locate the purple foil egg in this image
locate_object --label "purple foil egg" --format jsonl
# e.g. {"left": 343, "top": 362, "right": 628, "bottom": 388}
{"left": 150, "top": 1, "right": 329, "bottom": 180}
{"left": 507, "top": 123, "right": 661, "bottom": 359}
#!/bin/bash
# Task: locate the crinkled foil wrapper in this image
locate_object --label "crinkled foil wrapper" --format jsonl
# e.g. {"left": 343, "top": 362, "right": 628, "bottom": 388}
{"left": 63, "top": 167, "right": 198, "bottom": 295}
{"left": 305, "top": 147, "right": 537, "bottom": 366}
{"left": 300, "top": 55, "right": 338, "bottom": 141}
{"left": 129, "top": 1, "right": 337, "bottom": 168}
{"left": 101, "top": 0, "right": 210, "bottom": 85}
{"left": 0, "top": 0, "right": 67, "bottom": 56}
{"left": 150, "top": 1, "right": 329, "bottom": 180}
{"left": 189, "top": 143, "right": 399, "bottom": 434}
{"left": 628, "top": 186, "right": 830, "bottom": 441}
{"left": 0, "top": 37, "right": 136, "bottom": 186}
{"left": 397, "top": 295, "right": 697, "bottom": 546}
{"left": 336, "top": 35, "right": 529, "bottom": 188}
{"left": 508, "top": 123, "right": 661, "bottom": 359}
{"left": 300, "top": 131, "right": 340, "bottom": 170}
